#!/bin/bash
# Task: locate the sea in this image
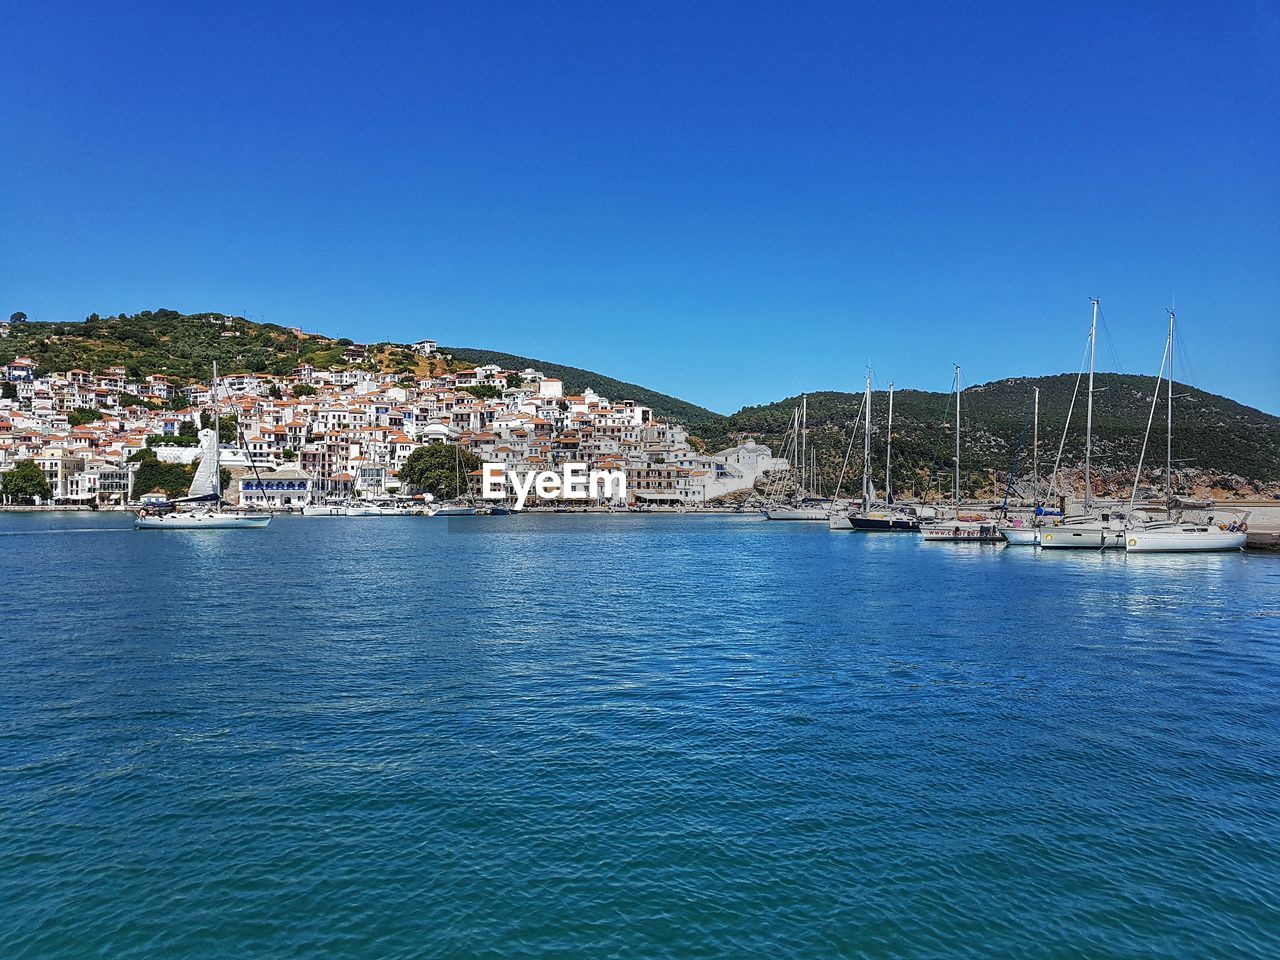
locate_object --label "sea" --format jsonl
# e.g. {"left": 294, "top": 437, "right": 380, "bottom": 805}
{"left": 2, "top": 511, "right": 1278, "bottom": 959}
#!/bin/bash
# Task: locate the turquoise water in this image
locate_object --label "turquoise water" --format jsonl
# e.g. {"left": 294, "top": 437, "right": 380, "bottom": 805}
{"left": 2, "top": 512, "right": 1278, "bottom": 959}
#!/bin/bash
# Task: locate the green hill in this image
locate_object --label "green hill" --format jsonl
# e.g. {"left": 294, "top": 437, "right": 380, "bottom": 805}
{"left": 1, "top": 309, "right": 427, "bottom": 382}
{"left": 727, "top": 375, "right": 1280, "bottom": 497}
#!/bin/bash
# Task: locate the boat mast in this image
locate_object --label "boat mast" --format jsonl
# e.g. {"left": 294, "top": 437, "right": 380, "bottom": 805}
{"left": 862, "top": 369, "right": 872, "bottom": 508}
{"left": 1032, "top": 386, "right": 1039, "bottom": 499}
{"left": 801, "top": 396, "right": 809, "bottom": 495}
{"left": 212, "top": 360, "right": 221, "bottom": 502}
{"left": 1085, "top": 298, "right": 1098, "bottom": 514}
{"left": 1166, "top": 308, "right": 1174, "bottom": 504}
{"left": 884, "top": 382, "right": 894, "bottom": 505}
{"left": 953, "top": 364, "right": 961, "bottom": 507}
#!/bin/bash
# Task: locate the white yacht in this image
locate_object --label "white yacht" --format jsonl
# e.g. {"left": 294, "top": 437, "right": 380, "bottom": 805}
{"left": 1122, "top": 308, "right": 1247, "bottom": 554}
{"left": 1038, "top": 512, "right": 1127, "bottom": 549}
{"left": 999, "top": 520, "right": 1041, "bottom": 546}
{"left": 763, "top": 396, "right": 831, "bottom": 520}
{"left": 1125, "top": 520, "right": 1247, "bottom": 553}
{"left": 432, "top": 502, "right": 480, "bottom": 516}
{"left": 1037, "top": 299, "right": 1125, "bottom": 550}
{"left": 765, "top": 499, "right": 832, "bottom": 521}
{"left": 135, "top": 364, "right": 271, "bottom": 531}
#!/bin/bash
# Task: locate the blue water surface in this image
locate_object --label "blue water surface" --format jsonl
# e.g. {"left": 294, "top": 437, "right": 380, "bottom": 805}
{"left": 2, "top": 512, "right": 1278, "bottom": 959}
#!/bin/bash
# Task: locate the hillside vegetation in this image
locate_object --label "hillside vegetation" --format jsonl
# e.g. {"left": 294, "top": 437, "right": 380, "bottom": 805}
{"left": 2, "top": 309, "right": 430, "bottom": 382}
{"left": 728, "top": 375, "right": 1280, "bottom": 498}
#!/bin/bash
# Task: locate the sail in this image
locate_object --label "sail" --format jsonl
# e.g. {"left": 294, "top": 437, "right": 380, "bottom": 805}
{"left": 185, "top": 429, "right": 220, "bottom": 501}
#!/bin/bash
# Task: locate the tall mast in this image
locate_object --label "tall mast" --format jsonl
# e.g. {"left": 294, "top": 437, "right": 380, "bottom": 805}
{"left": 799, "top": 396, "right": 807, "bottom": 495}
{"left": 953, "top": 364, "right": 961, "bottom": 507}
{"left": 1166, "top": 308, "right": 1174, "bottom": 503}
{"left": 212, "top": 360, "right": 221, "bottom": 501}
{"left": 1032, "top": 386, "right": 1040, "bottom": 498}
{"left": 862, "top": 369, "right": 872, "bottom": 508}
{"left": 1085, "top": 298, "right": 1098, "bottom": 514}
{"left": 884, "top": 382, "right": 894, "bottom": 505}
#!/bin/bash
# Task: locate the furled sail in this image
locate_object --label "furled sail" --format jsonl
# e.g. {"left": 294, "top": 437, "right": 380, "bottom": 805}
{"left": 183, "top": 429, "right": 220, "bottom": 501}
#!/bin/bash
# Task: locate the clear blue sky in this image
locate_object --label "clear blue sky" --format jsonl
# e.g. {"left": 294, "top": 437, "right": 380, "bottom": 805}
{"left": 3, "top": 1, "right": 1277, "bottom": 413}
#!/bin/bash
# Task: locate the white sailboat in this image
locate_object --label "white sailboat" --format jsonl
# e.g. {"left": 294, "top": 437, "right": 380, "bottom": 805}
{"left": 921, "top": 364, "right": 1002, "bottom": 542}
{"left": 1038, "top": 299, "right": 1126, "bottom": 550}
{"left": 763, "top": 396, "right": 832, "bottom": 520}
{"left": 1124, "top": 308, "right": 1247, "bottom": 554}
{"left": 135, "top": 363, "right": 271, "bottom": 530}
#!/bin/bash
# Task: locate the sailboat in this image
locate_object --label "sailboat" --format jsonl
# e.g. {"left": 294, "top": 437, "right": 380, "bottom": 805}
{"left": 999, "top": 387, "right": 1043, "bottom": 545}
{"left": 135, "top": 363, "right": 271, "bottom": 530}
{"left": 432, "top": 442, "right": 480, "bottom": 515}
{"left": 1124, "top": 309, "right": 1248, "bottom": 553}
{"left": 1038, "top": 299, "right": 1127, "bottom": 550}
{"left": 763, "top": 396, "right": 832, "bottom": 520}
{"left": 842, "top": 375, "right": 920, "bottom": 532}
{"left": 920, "top": 364, "right": 1002, "bottom": 542}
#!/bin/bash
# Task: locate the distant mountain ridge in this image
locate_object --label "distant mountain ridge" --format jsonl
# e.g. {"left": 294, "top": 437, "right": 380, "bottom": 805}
{"left": 4, "top": 310, "right": 1277, "bottom": 490}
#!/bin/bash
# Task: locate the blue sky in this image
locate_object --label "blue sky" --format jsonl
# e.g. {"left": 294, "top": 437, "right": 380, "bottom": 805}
{"left": 3, "top": 1, "right": 1277, "bottom": 413}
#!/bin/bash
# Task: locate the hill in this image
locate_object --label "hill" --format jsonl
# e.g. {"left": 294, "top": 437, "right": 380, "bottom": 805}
{"left": 726, "top": 374, "right": 1280, "bottom": 498}
{"left": 0, "top": 309, "right": 436, "bottom": 383}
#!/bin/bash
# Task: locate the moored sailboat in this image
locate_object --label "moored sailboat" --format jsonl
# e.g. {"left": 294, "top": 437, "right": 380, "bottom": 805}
{"left": 1038, "top": 299, "right": 1126, "bottom": 550}
{"left": 847, "top": 377, "right": 920, "bottom": 532}
{"left": 135, "top": 363, "right": 271, "bottom": 530}
{"left": 1123, "top": 308, "right": 1247, "bottom": 553}
{"left": 763, "top": 396, "right": 832, "bottom": 520}
{"left": 920, "top": 364, "right": 1002, "bottom": 542}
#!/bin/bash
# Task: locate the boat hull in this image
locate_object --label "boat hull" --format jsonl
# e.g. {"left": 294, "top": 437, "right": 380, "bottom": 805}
{"left": 847, "top": 514, "right": 920, "bottom": 532}
{"left": 920, "top": 521, "right": 1003, "bottom": 542}
{"left": 999, "top": 525, "right": 1040, "bottom": 546}
{"left": 1038, "top": 525, "right": 1125, "bottom": 550}
{"left": 135, "top": 512, "right": 271, "bottom": 530}
{"left": 433, "top": 506, "right": 479, "bottom": 516}
{"left": 764, "top": 508, "right": 829, "bottom": 521}
{"left": 1125, "top": 528, "right": 1246, "bottom": 553}
{"left": 301, "top": 504, "right": 346, "bottom": 516}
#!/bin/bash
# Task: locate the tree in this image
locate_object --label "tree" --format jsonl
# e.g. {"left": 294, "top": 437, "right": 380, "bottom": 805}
{"left": 282, "top": 448, "right": 297, "bottom": 461}
{"left": 9, "top": 311, "right": 26, "bottom": 323}
{"left": 1, "top": 460, "right": 52, "bottom": 502}
{"left": 460, "top": 383, "right": 501, "bottom": 400}
{"left": 179, "top": 420, "right": 198, "bottom": 438}
{"left": 69, "top": 407, "right": 104, "bottom": 427}
{"left": 293, "top": 384, "right": 317, "bottom": 397}
{"left": 506, "top": 373, "right": 523, "bottom": 388}
{"left": 398, "top": 443, "right": 480, "bottom": 499}
{"left": 268, "top": 383, "right": 282, "bottom": 400}
{"left": 1, "top": 382, "right": 16, "bottom": 400}
{"left": 133, "top": 457, "right": 194, "bottom": 498}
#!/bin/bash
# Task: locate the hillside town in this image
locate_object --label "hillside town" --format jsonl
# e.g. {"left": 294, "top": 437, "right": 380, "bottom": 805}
{"left": 0, "top": 341, "right": 785, "bottom": 508}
